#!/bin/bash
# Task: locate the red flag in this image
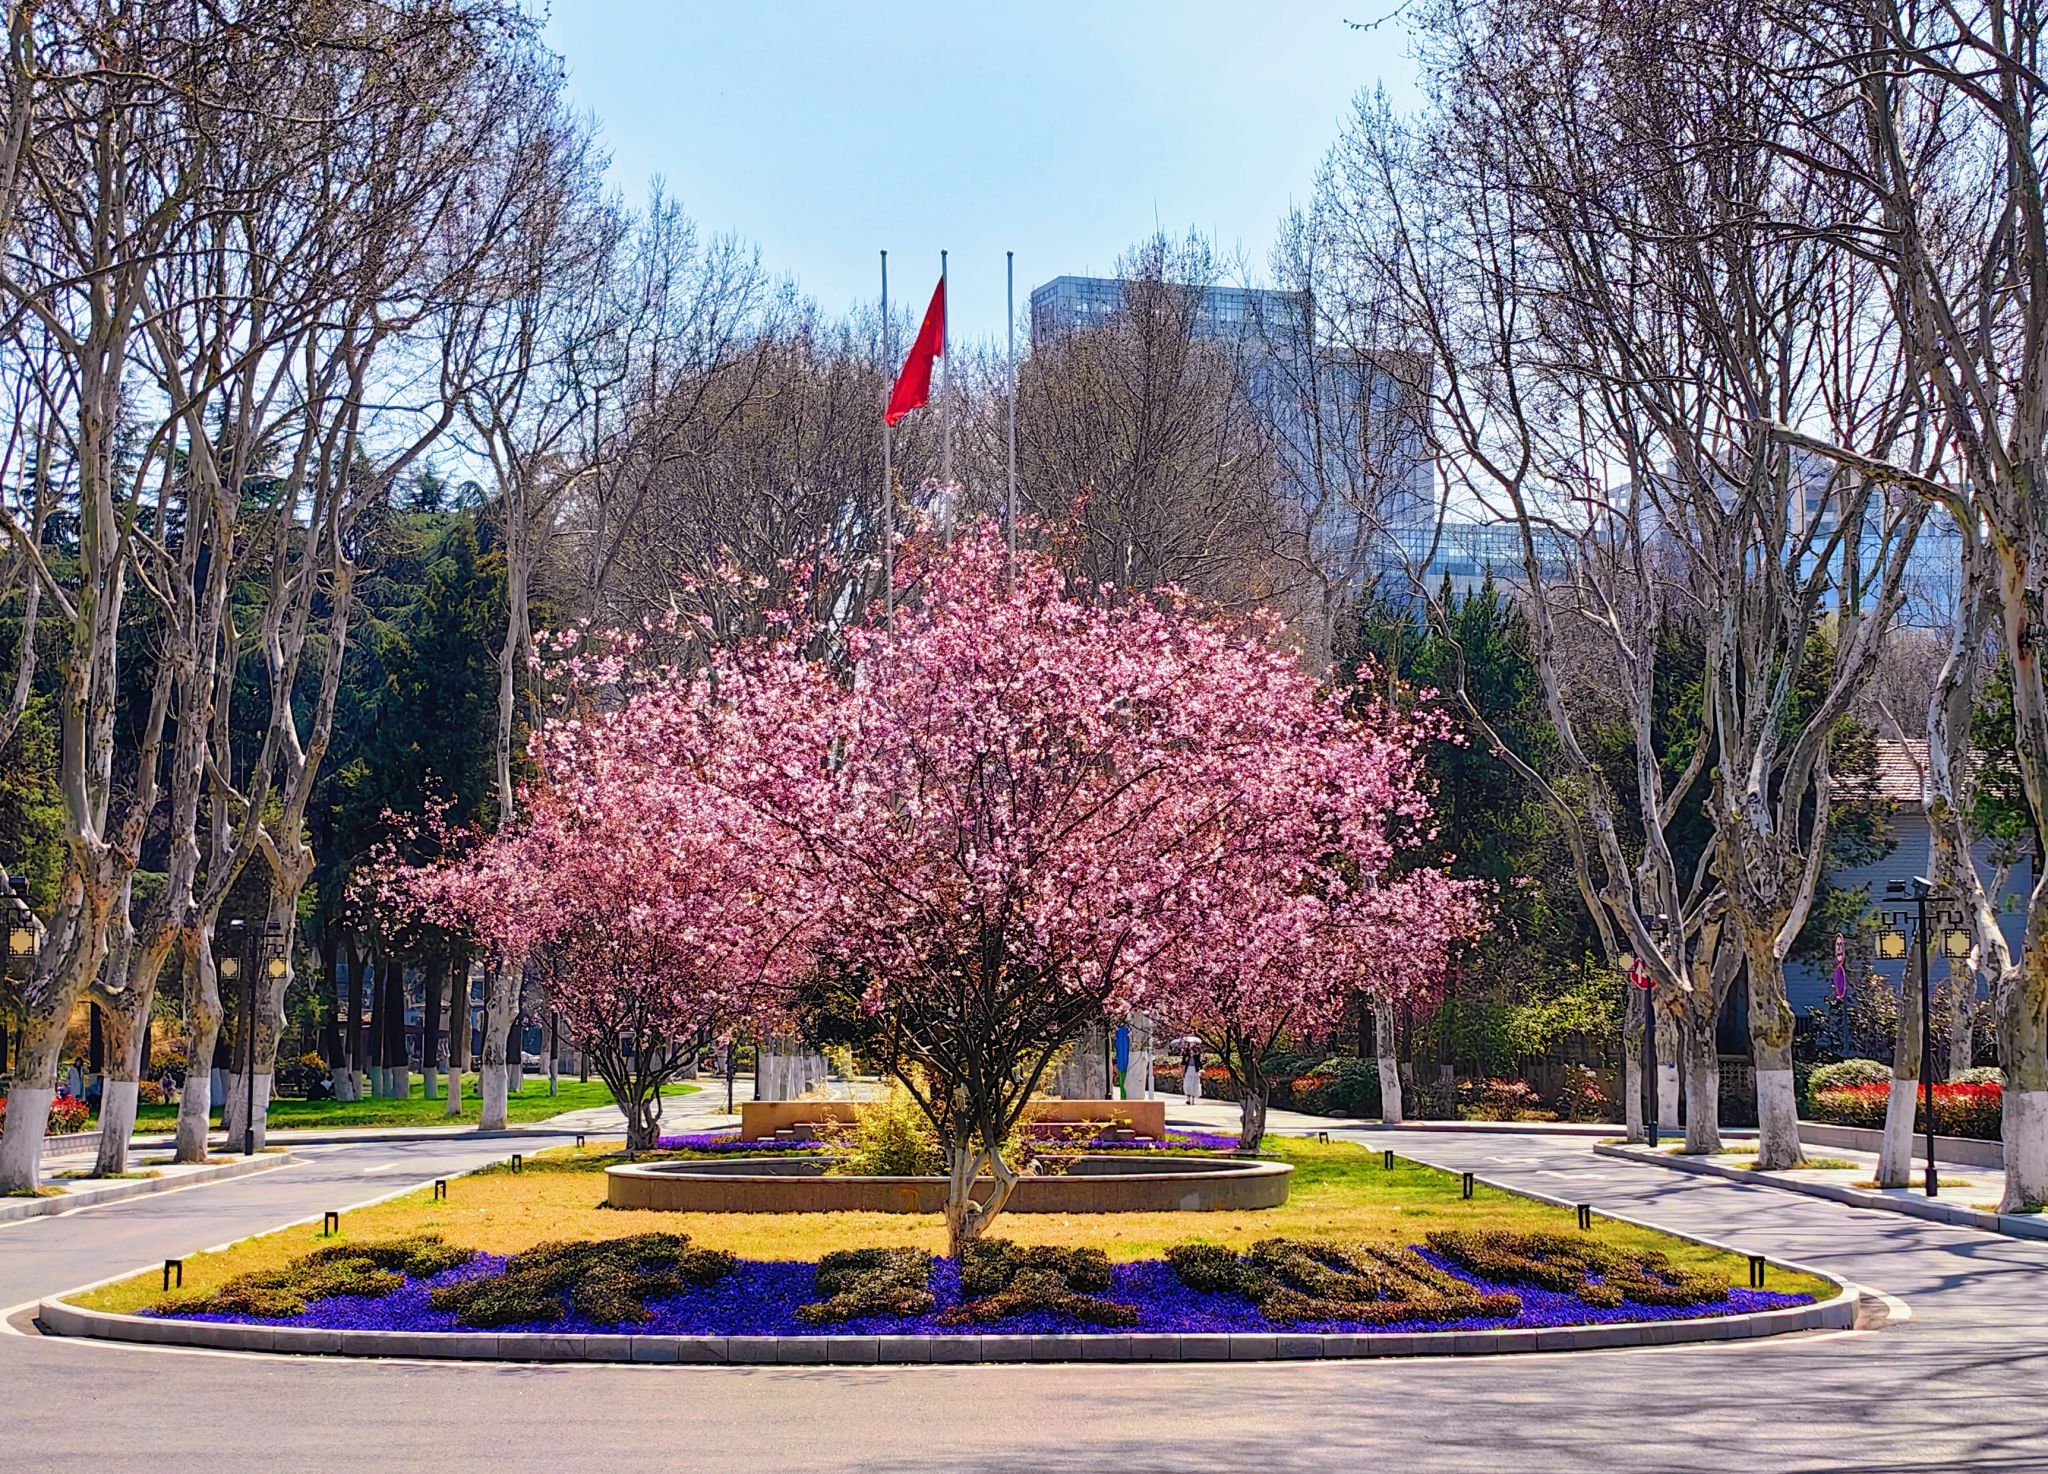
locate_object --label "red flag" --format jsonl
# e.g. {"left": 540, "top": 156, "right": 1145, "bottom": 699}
{"left": 885, "top": 276, "right": 945, "bottom": 426}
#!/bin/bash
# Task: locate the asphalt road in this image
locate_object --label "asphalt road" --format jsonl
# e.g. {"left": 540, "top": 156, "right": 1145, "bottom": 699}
{"left": 3, "top": 1123, "right": 2044, "bottom": 1474}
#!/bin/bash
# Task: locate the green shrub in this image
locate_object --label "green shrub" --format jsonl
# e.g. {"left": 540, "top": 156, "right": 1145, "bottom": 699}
{"left": 1808, "top": 1058, "right": 1890, "bottom": 1094}
{"left": 427, "top": 1233, "right": 734, "bottom": 1327}
{"left": 1166, "top": 1237, "right": 1520, "bottom": 1324}
{"left": 1288, "top": 1058, "right": 1381, "bottom": 1118}
{"left": 939, "top": 1238, "right": 1135, "bottom": 1326}
{"left": 1425, "top": 1230, "right": 1724, "bottom": 1307}
{"left": 1955, "top": 1066, "right": 2005, "bottom": 1086}
{"left": 798, "top": 1247, "right": 935, "bottom": 1324}
{"left": 155, "top": 1235, "right": 474, "bottom": 1319}
{"left": 826, "top": 1086, "right": 946, "bottom": 1177}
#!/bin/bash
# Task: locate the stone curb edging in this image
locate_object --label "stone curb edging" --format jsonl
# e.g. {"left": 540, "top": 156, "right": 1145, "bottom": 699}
{"left": 0, "top": 1154, "right": 295, "bottom": 1224}
{"left": 1794, "top": 1121, "right": 2004, "bottom": 1170}
{"left": 33, "top": 1284, "right": 1856, "bottom": 1364}
{"left": 1595, "top": 1143, "right": 2048, "bottom": 1243}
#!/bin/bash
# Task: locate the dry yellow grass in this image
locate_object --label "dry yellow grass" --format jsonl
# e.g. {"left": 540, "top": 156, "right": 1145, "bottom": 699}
{"left": 78, "top": 1137, "right": 1833, "bottom": 1314}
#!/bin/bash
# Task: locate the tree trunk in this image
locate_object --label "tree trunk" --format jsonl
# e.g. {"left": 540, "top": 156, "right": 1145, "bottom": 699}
{"left": 1744, "top": 937, "right": 1806, "bottom": 1170}
{"left": 420, "top": 955, "right": 445, "bottom": 1100}
{"left": 1680, "top": 1010, "right": 1721, "bottom": 1155}
{"left": 93, "top": 987, "right": 149, "bottom": 1176}
{"left": 1374, "top": 1000, "right": 1403, "bottom": 1125}
{"left": 445, "top": 955, "right": 470, "bottom": 1117}
{"left": 1997, "top": 900, "right": 2048, "bottom": 1212}
{"left": 380, "top": 959, "right": 407, "bottom": 1101}
{"left": 507, "top": 1001, "right": 524, "bottom": 1095}
{"left": 479, "top": 962, "right": 513, "bottom": 1130}
{"left": 942, "top": 1132, "right": 1021, "bottom": 1260}
{"left": 1877, "top": 964, "right": 1922, "bottom": 1188}
{"left": 363, "top": 947, "right": 384, "bottom": 1096}
{"left": 173, "top": 931, "right": 222, "bottom": 1165}
{"left": 1622, "top": 987, "right": 1645, "bottom": 1144}
{"left": 1236, "top": 1089, "right": 1268, "bottom": 1150}
{"left": 1948, "top": 978, "right": 1974, "bottom": 1079}
{"left": 321, "top": 928, "right": 348, "bottom": 1100}
{"left": 344, "top": 937, "right": 366, "bottom": 1099}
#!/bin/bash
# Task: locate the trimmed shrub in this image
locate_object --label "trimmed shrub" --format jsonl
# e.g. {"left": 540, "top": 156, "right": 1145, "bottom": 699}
{"left": 1556, "top": 1065, "right": 1612, "bottom": 1123}
{"left": 1459, "top": 1077, "right": 1553, "bottom": 1122}
{"left": 1288, "top": 1058, "right": 1381, "bottom": 1118}
{"left": 136, "top": 1080, "right": 167, "bottom": 1106}
{"left": 1810, "top": 1080, "right": 2004, "bottom": 1140}
{"left": 1808, "top": 1059, "right": 1890, "bottom": 1095}
{"left": 156, "top": 1235, "right": 474, "bottom": 1319}
{"left": 798, "top": 1247, "right": 935, "bottom": 1325}
{"left": 939, "top": 1239, "right": 1134, "bottom": 1327}
{"left": 1955, "top": 1066, "right": 2005, "bottom": 1086}
{"left": 427, "top": 1233, "right": 734, "bottom": 1327}
{"left": 1166, "top": 1237, "right": 1520, "bottom": 1324}
{"left": 1426, "top": 1230, "right": 1724, "bottom": 1307}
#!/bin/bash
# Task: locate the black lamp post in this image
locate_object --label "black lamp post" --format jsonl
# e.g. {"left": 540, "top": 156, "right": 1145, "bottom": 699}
{"left": 5, "top": 876, "right": 37, "bottom": 1078}
{"left": 251, "top": 922, "right": 285, "bottom": 1156}
{"left": 1620, "top": 913, "right": 1670, "bottom": 1149}
{"left": 1884, "top": 878, "right": 1965, "bottom": 1198}
{"left": 217, "top": 919, "right": 249, "bottom": 1153}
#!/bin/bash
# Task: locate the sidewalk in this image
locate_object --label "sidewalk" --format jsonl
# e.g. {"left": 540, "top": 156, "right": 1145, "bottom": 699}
{"left": 1599, "top": 1136, "right": 2048, "bottom": 1242}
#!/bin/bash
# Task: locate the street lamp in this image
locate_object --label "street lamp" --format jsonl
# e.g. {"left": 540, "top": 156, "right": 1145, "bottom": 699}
{"left": 3, "top": 876, "right": 36, "bottom": 1078}
{"left": 1884, "top": 878, "right": 1952, "bottom": 1198}
{"left": 1618, "top": 912, "right": 1670, "bottom": 1149}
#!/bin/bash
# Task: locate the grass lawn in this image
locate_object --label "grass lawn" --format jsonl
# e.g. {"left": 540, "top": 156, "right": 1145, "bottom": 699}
{"left": 78, "top": 1135, "right": 1833, "bottom": 1315}
{"left": 120, "top": 1076, "right": 697, "bottom": 1133}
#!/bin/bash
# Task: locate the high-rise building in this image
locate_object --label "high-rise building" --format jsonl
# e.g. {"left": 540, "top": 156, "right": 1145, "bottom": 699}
{"left": 1028, "top": 274, "right": 1435, "bottom": 573}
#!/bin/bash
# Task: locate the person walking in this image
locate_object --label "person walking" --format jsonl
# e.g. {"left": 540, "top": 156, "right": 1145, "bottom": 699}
{"left": 1181, "top": 1041, "right": 1202, "bottom": 1106}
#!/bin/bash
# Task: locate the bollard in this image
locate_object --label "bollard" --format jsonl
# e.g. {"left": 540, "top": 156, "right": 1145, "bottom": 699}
{"left": 433, "top": 1178, "right": 447, "bottom": 1201}
{"left": 511, "top": 1153, "right": 523, "bottom": 1173}
{"left": 1461, "top": 1171, "right": 1475, "bottom": 1200}
{"left": 1575, "top": 1204, "right": 1592, "bottom": 1231}
{"left": 1316, "top": 1131, "right": 1330, "bottom": 1144}
{"left": 162, "top": 1259, "right": 183, "bottom": 1291}
{"left": 576, "top": 1133, "right": 586, "bottom": 1149}
{"left": 1749, "top": 1254, "right": 1767, "bottom": 1289}
{"left": 322, "top": 1210, "right": 340, "bottom": 1237}
{"left": 1383, "top": 1149, "right": 1395, "bottom": 1170}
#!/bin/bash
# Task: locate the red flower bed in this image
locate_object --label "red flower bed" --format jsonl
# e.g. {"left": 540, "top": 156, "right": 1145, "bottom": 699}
{"left": 1811, "top": 1080, "right": 2004, "bottom": 1140}
{"left": 0, "top": 1090, "right": 91, "bottom": 1136}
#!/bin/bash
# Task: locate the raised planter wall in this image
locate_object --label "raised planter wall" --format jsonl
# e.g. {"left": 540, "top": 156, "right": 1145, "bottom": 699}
{"left": 1799, "top": 1119, "right": 2004, "bottom": 1169}
{"left": 606, "top": 1153, "right": 1290, "bottom": 1213}
{"left": 737, "top": 1098, "right": 1167, "bottom": 1141}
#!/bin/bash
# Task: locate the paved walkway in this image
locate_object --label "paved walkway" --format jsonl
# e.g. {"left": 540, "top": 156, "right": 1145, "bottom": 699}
{"left": 4, "top": 1106, "right": 2047, "bottom": 1471}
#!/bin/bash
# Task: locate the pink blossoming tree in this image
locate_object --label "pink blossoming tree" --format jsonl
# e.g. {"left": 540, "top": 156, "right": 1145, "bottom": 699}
{"left": 388, "top": 653, "right": 812, "bottom": 1151}
{"left": 708, "top": 525, "right": 1472, "bottom": 1248}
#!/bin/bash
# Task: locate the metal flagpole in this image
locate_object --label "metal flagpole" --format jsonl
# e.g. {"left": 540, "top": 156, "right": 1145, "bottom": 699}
{"left": 880, "top": 249, "right": 893, "bottom": 628}
{"left": 940, "top": 249, "right": 952, "bottom": 487}
{"left": 1006, "top": 250, "right": 1017, "bottom": 583}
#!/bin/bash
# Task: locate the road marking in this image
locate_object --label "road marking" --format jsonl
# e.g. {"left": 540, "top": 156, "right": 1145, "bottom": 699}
{"left": 361, "top": 1163, "right": 401, "bottom": 1174}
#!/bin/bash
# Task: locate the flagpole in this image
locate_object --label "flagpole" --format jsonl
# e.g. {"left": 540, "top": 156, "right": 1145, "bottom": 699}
{"left": 1006, "top": 249, "right": 1017, "bottom": 585}
{"left": 880, "top": 248, "right": 894, "bottom": 628}
{"left": 940, "top": 249, "right": 952, "bottom": 487}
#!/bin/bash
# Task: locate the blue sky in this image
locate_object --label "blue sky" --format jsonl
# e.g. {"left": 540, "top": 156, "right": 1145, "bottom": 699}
{"left": 541, "top": 1, "right": 1416, "bottom": 348}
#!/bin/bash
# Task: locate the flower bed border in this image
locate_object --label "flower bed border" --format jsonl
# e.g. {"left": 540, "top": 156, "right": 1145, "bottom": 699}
{"left": 35, "top": 1283, "right": 1854, "bottom": 1362}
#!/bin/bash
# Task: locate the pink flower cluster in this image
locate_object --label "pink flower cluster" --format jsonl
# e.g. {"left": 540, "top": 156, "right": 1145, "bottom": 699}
{"left": 387, "top": 521, "right": 1479, "bottom": 1069}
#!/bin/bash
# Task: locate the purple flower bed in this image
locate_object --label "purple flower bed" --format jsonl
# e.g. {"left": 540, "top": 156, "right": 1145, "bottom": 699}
{"left": 149, "top": 1246, "right": 1809, "bottom": 1337}
{"left": 653, "top": 1132, "right": 828, "bottom": 1152}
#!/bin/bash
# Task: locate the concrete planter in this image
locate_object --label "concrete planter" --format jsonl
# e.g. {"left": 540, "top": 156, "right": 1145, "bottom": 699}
{"left": 604, "top": 1153, "right": 1293, "bottom": 1213}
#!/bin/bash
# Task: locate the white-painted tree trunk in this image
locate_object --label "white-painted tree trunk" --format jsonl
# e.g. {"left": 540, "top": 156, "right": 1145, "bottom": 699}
{"left": 246, "top": 1074, "right": 273, "bottom": 1151}
{"left": 1374, "top": 1001, "right": 1402, "bottom": 1124}
{"left": 446, "top": 1067, "right": 465, "bottom": 1115}
{"left": 0, "top": 1085, "right": 52, "bottom": 1189}
{"left": 220, "top": 1069, "right": 246, "bottom": 1146}
{"left": 1657, "top": 1060, "right": 1680, "bottom": 1131}
{"left": 329, "top": 1068, "right": 354, "bottom": 1102}
{"left": 478, "top": 964, "right": 515, "bottom": 1131}
{"left": 1878, "top": 967, "right": 1924, "bottom": 1187}
{"left": 388, "top": 1063, "right": 410, "bottom": 1101}
{"left": 93, "top": 1079, "right": 137, "bottom": 1175}
{"left": 1876, "top": 1079, "right": 1919, "bottom": 1187}
{"left": 480, "top": 1066, "right": 509, "bottom": 1131}
{"left": 1755, "top": 1068, "right": 1802, "bottom": 1169}
{"left": 1622, "top": 989, "right": 1645, "bottom": 1144}
{"left": 2002, "top": 1087, "right": 2048, "bottom": 1213}
{"left": 424, "top": 1067, "right": 440, "bottom": 1100}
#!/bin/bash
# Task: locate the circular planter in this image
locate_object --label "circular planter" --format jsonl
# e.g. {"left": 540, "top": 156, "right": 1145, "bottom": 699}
{"left": 604, "top": 1153, "right": 1294, "bottom": 1213}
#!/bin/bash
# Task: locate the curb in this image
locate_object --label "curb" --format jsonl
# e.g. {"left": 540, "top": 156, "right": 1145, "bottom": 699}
{"left": 1594, "top": 1143, "right": 2048, "bottom": 1243}
{"left": 33, "top": 1283, "right": 1857, "bottom": 1364}
{"left": 0, "top": 1154, "right": 296, "bottom": 1224}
